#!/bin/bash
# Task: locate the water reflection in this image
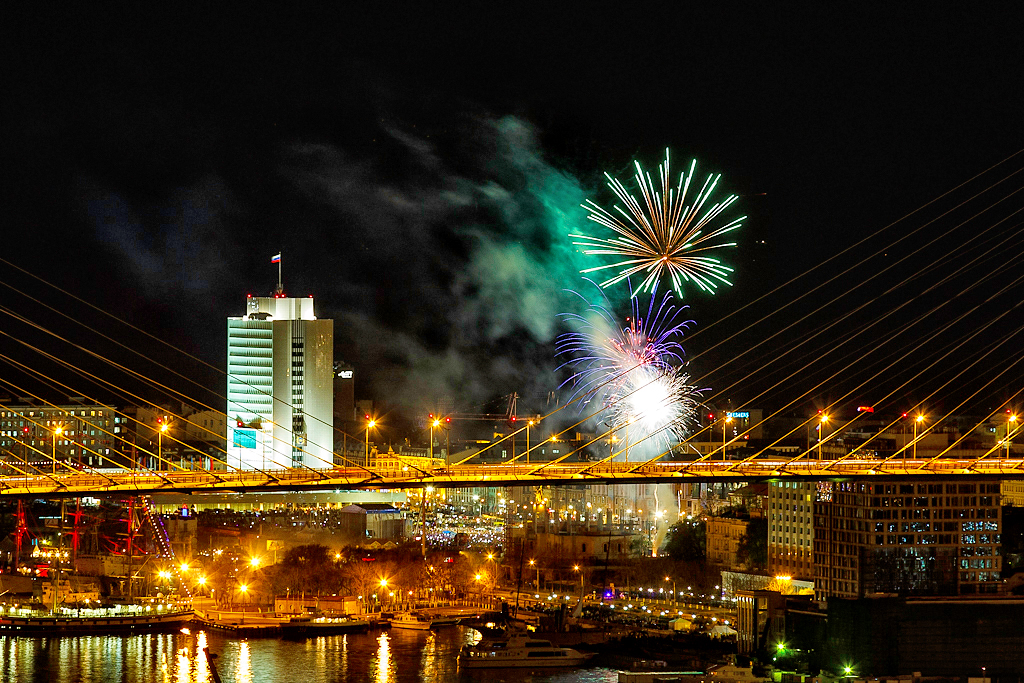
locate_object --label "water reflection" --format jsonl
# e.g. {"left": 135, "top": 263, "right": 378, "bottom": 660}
{"left": 1, "top": 626, "right": 617, "bottom": 682}
{"left": 195, "top": 631, "right": 210, "bottom": 683}
{"left": 236, "top": 640, "right": 253, "bottom": 683}
{"left": 374, "top": 632, "right": 392, "bottom": 682}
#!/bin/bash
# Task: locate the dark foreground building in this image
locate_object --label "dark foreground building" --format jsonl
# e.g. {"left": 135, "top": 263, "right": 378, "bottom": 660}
{"left": 826, "top": 596, "right": 1024, "bottom": 677}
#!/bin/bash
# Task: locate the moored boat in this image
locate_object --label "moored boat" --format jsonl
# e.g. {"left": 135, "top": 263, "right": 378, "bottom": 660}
{"left": 280, "top": 613, "right": 370, "bottom": 637}
{"left": 390, "top": 611, "right": 452, "bottom": 630}
{"left": 458, "top": 633, "right": 592, "bottom": 669}
{"left": 0, "top": 606, "right": 193, "bottom": 635}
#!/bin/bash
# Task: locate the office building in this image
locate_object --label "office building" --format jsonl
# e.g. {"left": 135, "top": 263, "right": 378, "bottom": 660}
{"left": 768, "top": 481, "right": 816, "bottom": 581}
{"left": 0, "top": 400, "right": 122, "bottom": 469}
{"left": 227, "top": 295, "right": 333, "bottom": 470}
{"left": 813, "top": 480, "right": 1001, "bottom": 600}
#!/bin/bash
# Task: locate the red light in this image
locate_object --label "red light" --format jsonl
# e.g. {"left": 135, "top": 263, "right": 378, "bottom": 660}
{"left": 902, "top": 413, "right": 908, "bottom": 418}
{"left": 857, "top": 406, "right": 874, "bottom": 413}
{"left": 510, "top": 415, "right": 517, "bottom": 422}
{"left": 364, "top": 414, "right": 370, "bottom": 420}
{"left": 237, "top": 420, "right": 243, "bottom": 427}
{"left": 429, "top": 413, "right": 434, "bottom": 419}
{"left": 445, "top": 417, "right": 451, "bottom": 424}
{"left": 708, "top": 414, "right": 714, "bottom": 420}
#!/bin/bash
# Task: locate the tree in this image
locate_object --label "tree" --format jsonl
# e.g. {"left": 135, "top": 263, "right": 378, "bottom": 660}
{"left": 737, "top": 517, "right": 768, "bottom": 570}
{"left": 664, "top": 519, "right": 705, "bottom": 562}
{"left": 269, "top": 544, "right": 343, "bottom": 596}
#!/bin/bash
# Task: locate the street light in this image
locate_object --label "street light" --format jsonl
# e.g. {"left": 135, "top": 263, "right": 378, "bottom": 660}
{"left": 723, "top": 415, "right": 733, "bottom": 461}
{"left": 665, "top": 576, "right": 676, "bottom": 605}
{"left": 158, "top": 422, "right": 169, "bottom": 471}
{"left": 1007, "top": 414, "right": 1018, "bottom": 459}
{"left": 365, "top": 416, "right": 376, "bottom": 465}
{"left": 913, "top": 414, "right": 925, "bottom": 462}
{"left": 818, "top": 414, "right": 830, "bottom": 460}
{"left": 528, "top": 419, "right": 536, "bottom": 466}
{"left": 529, "top": 559, "right": 539, "bottom": 589}
{"left": 52, "top": 425, "right": 63, "bottom": 474}
{"left": 239, "top": 584, "right": 248, "bottom": 623}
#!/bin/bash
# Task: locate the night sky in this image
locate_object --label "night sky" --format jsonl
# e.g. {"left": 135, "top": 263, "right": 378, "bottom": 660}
{"left": 5, "top": 7, "right": 1024, "bottom": 433}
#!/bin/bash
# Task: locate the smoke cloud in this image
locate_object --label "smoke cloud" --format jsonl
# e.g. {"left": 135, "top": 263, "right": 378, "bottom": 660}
{"left": 282, "top": 115, "right": 604, "bottom": 413}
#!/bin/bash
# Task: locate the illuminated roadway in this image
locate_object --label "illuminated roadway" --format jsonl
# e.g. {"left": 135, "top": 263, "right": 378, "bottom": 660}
{"left": 2, "top": 457, "right": 1023, "bottom": 497}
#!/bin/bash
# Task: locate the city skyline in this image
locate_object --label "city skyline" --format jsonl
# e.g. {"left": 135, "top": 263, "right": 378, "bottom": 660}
{"left": 5, "top": 7, "right": 1024, "bottom": 434}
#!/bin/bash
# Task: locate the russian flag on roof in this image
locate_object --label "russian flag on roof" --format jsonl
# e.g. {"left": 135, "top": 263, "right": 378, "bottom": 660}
{"left": 271, "top": 253, "right": 281, "bottom": 263}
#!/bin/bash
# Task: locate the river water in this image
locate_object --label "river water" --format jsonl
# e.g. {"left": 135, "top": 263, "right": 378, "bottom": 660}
{"left": 1, "top": 627, "right": 619, "bottom": 683}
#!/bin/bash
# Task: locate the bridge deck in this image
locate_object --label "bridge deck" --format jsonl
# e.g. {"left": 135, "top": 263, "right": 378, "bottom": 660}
{"left": 2, "top": 458, "right": 1022, "bottom": 496}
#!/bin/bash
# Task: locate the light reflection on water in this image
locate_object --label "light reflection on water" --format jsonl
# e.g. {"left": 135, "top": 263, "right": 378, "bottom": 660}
{"left": 1, "top": 627, "right": 618, "bottom": 682}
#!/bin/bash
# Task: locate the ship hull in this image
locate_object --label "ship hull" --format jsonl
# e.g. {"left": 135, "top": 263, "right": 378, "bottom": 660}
{"left": 0, "top": 610, "right": 193, "bottom": 635}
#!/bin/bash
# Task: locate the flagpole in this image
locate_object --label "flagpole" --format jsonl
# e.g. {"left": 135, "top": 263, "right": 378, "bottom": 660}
{"left": 278, "top": 252, "right": 282, "bottom": 292}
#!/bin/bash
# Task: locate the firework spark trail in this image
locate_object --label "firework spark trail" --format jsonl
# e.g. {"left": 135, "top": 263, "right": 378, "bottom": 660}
{"left": 571, "top": 149, "right": 743, "bottom": 296}
{"left": 557, "top": 284, "right": 707, "bottom": 456}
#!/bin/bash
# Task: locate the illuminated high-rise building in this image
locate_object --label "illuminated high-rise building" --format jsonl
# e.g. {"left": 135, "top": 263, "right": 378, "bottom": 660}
{"left": 227, "top": 295, "right": 333, "bottom": 470}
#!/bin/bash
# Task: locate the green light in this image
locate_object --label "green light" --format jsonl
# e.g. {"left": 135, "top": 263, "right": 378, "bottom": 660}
{"left": 843, "top": 666, "right": 853, "bottom": 675}
{"left": 777, "top": 643, "right": 786, "bottom": 652}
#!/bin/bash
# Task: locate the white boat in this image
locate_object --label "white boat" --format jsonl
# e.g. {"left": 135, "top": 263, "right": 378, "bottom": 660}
{"left": 458, "top": 634, "right": 592, "bottom": 669}
{"left": 280, "top": 613, "right": 369, "bottom": 637}
{"left": 390, "top": 611, "right": 447, "bottom": 630}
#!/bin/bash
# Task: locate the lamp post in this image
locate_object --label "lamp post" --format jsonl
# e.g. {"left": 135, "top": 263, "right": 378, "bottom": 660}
{"left": 1007, "top": 414, "right": 1018, "bottom": 459}
{"left": 239, "top": 584, "right": 248, "bottom": 624}
{"left": 723, "top": 416, "right": 733, "bottom": 461}
{"left": 818, "top": 414, "right": 830, "bottom": 460}
{"left": 529, "top": 559, "right": 539, "bottom": 590}
{"left": 665, "top": 576, "right": 677, "bottom": 606}
{"left": 365, "top": 416, "right": 376, "bottom": 466}
{"left": 527, "top": 420, "right": 533, "bottom": 465}
{"left": 52, "top": 425, "right": 63, "bottom": 474}
{"left": 158, "top": 422, "right": 169, "bottom": 471}
{"left": 913, "top": 414, "right": 925, "bottom": 462}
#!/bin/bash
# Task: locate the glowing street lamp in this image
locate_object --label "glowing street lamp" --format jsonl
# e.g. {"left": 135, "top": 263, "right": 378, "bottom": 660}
{"left": 529, "top": 559, "right": 539, "bottom": 589}
{"left": 1007, "top": 414, "right": 1018, "bottom": 459}
{"left": 239, "top": 584, "right": 249, "bottom": 622}
{"left": 723, "top": 415, "right": 733, "bottom": 461}
{"left": 158, "top": 421, "right": 169, "bottom": 471}
{"left": 527, "top": 420, "right": 534, "bottom": 464}
{"left": 818, "top": 414, "right": 830, "bottom": 460}
{"left": 250, "top": 556, "right": 261, "bottom": 569}
{"left": 52, "top": 425, "right": 63, "bottom": 474}
{"left": 364, "top": 415, "right": 377, "bottom": 464}
{"left": 913, "top": 414, "right": 926, "bottom": 462}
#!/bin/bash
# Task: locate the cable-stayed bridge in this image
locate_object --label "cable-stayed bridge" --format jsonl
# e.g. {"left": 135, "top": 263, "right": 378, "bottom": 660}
{"left": 2, "top": 457, "right": 1023, "bottom": 497}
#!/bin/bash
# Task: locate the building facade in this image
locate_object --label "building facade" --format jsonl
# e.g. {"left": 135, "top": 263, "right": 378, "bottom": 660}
{"left": 707, "top": 516, "right": 751, "bottom": 570}
{"left": 0, "top": 401, "right": 122, "bottom": 470}
{"left": 768, "top": 481, "right": 816, "bottom": 581}
{"left": 813, "top": 480, "right": 1002, "bottom": 601}
{"left": 227, "top": 295, "right": 333, "bottom": 470}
